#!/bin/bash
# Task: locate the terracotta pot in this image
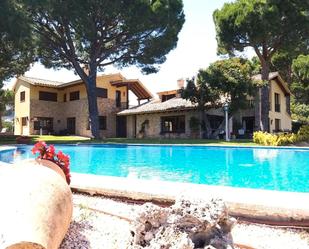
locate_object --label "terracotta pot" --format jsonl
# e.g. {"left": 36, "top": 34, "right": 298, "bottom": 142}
{"left": 0, "top": 160, "right": 73, "bottom": 249}
{"left": 35, "top": 159, "right": 66, "bottom": 181}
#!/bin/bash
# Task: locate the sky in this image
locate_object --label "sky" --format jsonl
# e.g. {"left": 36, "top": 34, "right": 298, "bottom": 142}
{"left": 5, "top": 0, "right": 237, "bottom": 98}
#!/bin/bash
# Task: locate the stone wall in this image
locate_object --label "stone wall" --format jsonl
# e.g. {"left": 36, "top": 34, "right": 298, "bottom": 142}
{"left": 29, "top": 97, "right": 127, "bottom": 137}
{"left": 29, "top": 100, "right": 64, "bottom": 135}
{"left": 125, "top": 108, "right": 228, "bottom": 139}
{"left": 130, "top": 110, "right": 200, "bottom": 139}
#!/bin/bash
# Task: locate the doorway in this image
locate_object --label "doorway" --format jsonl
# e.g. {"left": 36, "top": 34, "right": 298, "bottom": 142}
{"left": 116, "top": 116, "right": 127, "bottom": 137}
{"left": 67, "top": 117, "right": 76, "bottom": 134}
{"left": 242, "top": 116, "right": 254, "bottom": 134}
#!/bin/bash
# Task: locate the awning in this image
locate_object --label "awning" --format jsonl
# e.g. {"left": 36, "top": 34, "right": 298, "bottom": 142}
{"left": 110, "top": 79, "right": 153, "bottom": 100}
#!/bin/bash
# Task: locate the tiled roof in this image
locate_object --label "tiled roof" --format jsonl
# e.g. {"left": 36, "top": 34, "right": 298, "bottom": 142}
{"left": 252, "top": 71, "right": 291, "bottom": 95}
{"left": 18, "top": 75, "right": 67, "bottom": 87}
{"left": 118, "top": 97, "right": 197, "bottom": 115}
{"left": 252, "top": 72, "right": 279, "bottom": 81}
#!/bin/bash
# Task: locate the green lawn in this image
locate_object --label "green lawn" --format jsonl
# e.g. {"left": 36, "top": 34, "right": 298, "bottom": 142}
{"left": 0, "top": 135, "right": 256, "bottom": 146}
{"left": 102, "top": 138, "right": 256, "bottom": 146}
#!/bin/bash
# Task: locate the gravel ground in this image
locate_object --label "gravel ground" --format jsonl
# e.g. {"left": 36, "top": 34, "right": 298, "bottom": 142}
{"left": 60, "top": 193, "right": 309, "bottom": 249}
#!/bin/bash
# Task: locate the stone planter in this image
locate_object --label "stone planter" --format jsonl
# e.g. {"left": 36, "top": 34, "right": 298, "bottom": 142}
{"left": 0, "top": 160, "right": 73, "bottom": 249}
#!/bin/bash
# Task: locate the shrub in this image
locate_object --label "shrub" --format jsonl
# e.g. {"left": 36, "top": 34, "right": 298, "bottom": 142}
{"left": 297, "top": 125, "right": 309, "bottom": 142}
{"left": 253, "top": 125, "right": 309, "bottom": 146}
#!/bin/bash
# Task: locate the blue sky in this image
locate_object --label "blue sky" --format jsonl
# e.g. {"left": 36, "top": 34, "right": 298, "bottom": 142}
{"left": 6, "top": 0, "right": 238, "bottom": 97}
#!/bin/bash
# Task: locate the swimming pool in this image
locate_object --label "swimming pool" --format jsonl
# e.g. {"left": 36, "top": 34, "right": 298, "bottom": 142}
{"left": 0, "top": 144, "right": 308, "bottom": 192}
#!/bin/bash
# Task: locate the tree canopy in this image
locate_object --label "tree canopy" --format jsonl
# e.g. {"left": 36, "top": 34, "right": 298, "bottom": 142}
{"left": 25, "top": 0, "right": 185, "bottom": 138}
{"left": 0, "top": 0, "right": 35, "bottom": 84}
{"left": 182, "top": 58, "right": 255, "bottom": 137}
{"left": 198, "top": 58, "right": 255, "bottom": 113}
{"left": 213, "top": 0, "right": 309, "bottom": 131}
{"left": 291, "top": 54, "right": 309, "bottom": 105}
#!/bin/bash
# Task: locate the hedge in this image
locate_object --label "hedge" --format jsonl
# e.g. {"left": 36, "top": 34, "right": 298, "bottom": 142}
{"left": 253, "top": 125, "right": 309, "bottom": 146}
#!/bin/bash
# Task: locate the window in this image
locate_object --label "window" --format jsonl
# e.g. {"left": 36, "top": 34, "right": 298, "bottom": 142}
{"left": 116, "top": 90, "right": 121, "bottom": 107}
{"left": 162, "top": 94, "right": 176, "bottom": 102}
{"left": 70, "top": 91, "right": 80, "bottom": 101}
{"left": 20, "top": 91, "right": 25, "bottom": 102}
{"left": 161, "top": 115, "right": 185, "bottom": 133}
{"left": 274, "top": 93, "right": 280, "bottom": 112}
{"left": 275, "top": 119, "right": 281, "bottom": 131}
{"left": 99, "top": 116, "right": 107, "bottom": 130}
{"left": 34, "top": 117, "right": 53, "bottom": 131}
{"left": 21, "top": 117, "right": 27, "bottom": 126}
{"left": 63, "top": 93, "right": 67, "bottom": 102}
{"left": 39, "top": 91, "right": 57, "bottom": 102}
{"left": 97, "top": 87, "right": 108, "bottom": 98}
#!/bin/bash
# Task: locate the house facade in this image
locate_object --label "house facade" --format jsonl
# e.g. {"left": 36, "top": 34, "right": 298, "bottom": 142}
{"left": 118, "top": 72, "right": 292, "bottom": 138}
{"left": 14, "top": 74, "right": 152, "bottom": 137}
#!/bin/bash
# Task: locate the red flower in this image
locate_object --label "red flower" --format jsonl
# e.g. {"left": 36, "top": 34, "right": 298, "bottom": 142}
{"left": 31, "top": 141, "right": 71, "bottom": 185}
{"left": 56, "top": 151, "right": 71, "bottom": 184}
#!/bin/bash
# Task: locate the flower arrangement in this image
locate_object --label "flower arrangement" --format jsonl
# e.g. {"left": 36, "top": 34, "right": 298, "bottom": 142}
{"left": 31, "top": 141, "right": 71, "bottom": 184}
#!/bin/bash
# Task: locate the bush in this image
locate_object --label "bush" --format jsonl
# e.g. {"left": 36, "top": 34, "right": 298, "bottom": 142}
{"left": 297, "top": 125, "right": 309, "bottom": 142}
{"left": 2, "top": 121, "right": 13, "bottom": 132}
{"left": 253, "top": 125, "right": 309, "bottom": 146}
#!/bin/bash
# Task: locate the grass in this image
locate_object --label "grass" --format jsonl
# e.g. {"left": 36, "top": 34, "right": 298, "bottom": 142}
{"left": 101, "top": 138, "right": 257, "bottom": 146}
{"left": 0, "top": 135, "right": 257, "bottom": 146}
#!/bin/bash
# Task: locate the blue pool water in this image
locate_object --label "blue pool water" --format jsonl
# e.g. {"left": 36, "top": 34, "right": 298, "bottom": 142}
{"left": 0, "top": 144, "right": 308, "bottom": 192}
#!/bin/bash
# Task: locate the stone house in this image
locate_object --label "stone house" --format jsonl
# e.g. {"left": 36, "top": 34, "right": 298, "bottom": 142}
{"left": 118, "top": 72, "right": 292, "bottom": 138}
{"left": 13, "top": 73, "right": 152, "bottom": 137}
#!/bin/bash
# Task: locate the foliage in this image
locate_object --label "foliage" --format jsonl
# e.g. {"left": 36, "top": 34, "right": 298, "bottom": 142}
{"left": 198, "top": 58, "right": 255, "bottom": 114}
{"left": 0, "top": 89, "right": 14, "bottom": 129}
{"left": 2, "top": 121, "right": 13, "bottom": 132}
{"left": 182, "top": 58, "right": 254, "bottom": 138}
{"left": 189, "top": 117, "right": 200, "bottom": 132}
{"left": 250, "top": 56, "right": 262, "bottom": 75}
{"left": 31, "top": 141, "right": 71, "bottom": 184}
{"left": 253, "top": 125, "right": 309, "bottom": 146}
{"left": 291, "top": 54, "right": 309, "bottom": 105}
{"left": 25, "top": 0, "right": 185, "bottom": 138}
{"left": 213, "top": 0, "right": 309, "bottom": 59}
{"left": 213, "top": 0, "right": 309, "bottom": 131}
{"left": 0, "top": 0, "right": 35, "bottom": 83}
{"left": 291, "top": 100, "right": 309, "bottom": 123}
{"left": 181, "top": 77, "right": 220, "bottom": 110}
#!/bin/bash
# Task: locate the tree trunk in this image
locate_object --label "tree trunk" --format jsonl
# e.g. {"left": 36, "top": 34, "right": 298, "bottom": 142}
{"left": 0, "top": 114, "right": 2, "bottom": 131}
{"left": 254, "top": 88, "right": 261, "bottom": 131}
{"left": 199, "top": 110, "right": 212, "bottom": 139}
{"left": 199, "top": 111, "right": 203, "bottom": 139}
{"left": 85, "top": 66, "right": 100, "bottom": 139}
{"left": 260, "top": 61, "right": 270, "bottom": 132}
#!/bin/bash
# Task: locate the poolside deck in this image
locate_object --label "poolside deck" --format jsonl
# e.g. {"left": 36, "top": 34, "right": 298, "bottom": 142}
{"left": 71, "top": 173, "right": 309, "bottom": 227}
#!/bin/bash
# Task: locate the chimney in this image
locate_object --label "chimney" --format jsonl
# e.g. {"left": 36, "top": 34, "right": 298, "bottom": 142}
{"left": 177, "top": 78, "right": 185, "bottom": 89}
